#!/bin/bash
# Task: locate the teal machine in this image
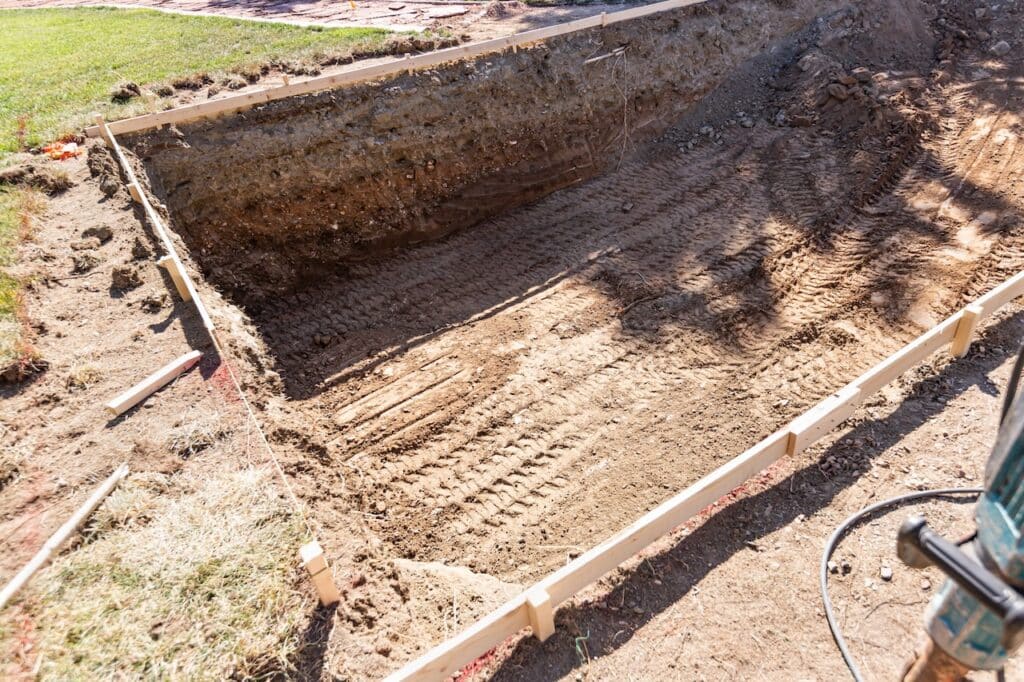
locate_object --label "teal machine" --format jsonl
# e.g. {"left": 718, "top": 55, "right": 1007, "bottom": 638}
{"left": 899, "top": 348, "right": 1024, "bottom": 674}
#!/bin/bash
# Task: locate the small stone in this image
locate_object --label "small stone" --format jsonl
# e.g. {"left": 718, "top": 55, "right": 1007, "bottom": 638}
{"left": 991, "top": 40, "right": 1011, "bottom": 56}
{"left": 111, "top": 265, "right": 142, "bottom": 290}
{"left": 975, "top": 7, "right": 986, "bottom": 18}
{"left": 880, "top": 565, "right": 893, "bottom": 581}
{"left": 921, "top": 578, "right": 932, "bottom": 591}
{"left": 828, "top": 560, "right": 839, "bottom": 574}
{"left": 841, "top": 559, "right": 852, "bottom": 575}
{"left": 740, "top": 117, "right": 755, "bottom": 128}
{"left": 621, "top": 202, "right": 634, "bottom": 213}
{"left": 699, "top": 125, "right": 714, "bottom": 136}
{"left": 827, "top": 83, "right": 850, "bottom": 101}
{"left": 82, "top": 225, "right": 113, "bottom": 243}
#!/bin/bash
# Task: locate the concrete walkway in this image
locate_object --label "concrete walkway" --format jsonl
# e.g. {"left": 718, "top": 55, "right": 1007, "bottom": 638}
{"left": 0, "top": 0, "right": 629, "bottom": 40}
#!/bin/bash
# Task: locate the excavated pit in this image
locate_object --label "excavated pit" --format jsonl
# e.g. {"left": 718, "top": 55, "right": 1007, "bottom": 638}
{"left": 124, "top": 0, "right": 1024, "bottom": 661}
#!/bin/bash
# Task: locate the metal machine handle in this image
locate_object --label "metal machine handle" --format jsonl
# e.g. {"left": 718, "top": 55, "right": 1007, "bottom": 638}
{"left": 898, "top": 516, "right": 1024, "bottom": 650}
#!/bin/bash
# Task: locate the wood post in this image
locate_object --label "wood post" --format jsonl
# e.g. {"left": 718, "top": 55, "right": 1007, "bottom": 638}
{"left": 300, "top": 541, "right": 341, "bottom": 606}
{"left": 525, "top": 588, "right": 554, "bottom": 641}
{"left": 157, "top": 255, "right": 193, "bottom": 302}
{"left": 950, "top": 304, "right": 983, "bottom": 358}
{"left": 104, "top": 350, "right": 202, "bottom": 417}
{"left": 92, "top": 112, "right": 113, "bottom": 146}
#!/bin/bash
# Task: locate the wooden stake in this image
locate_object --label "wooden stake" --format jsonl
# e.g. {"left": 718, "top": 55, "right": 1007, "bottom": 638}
{"left": 158, "top": 255, "right": 193, "bottom": 302}
{"left": 128, "top": 181, "right": 143, "bottom": 203}
{"left": 91, "top": 112, "right": 113, "bottom": 146}
{"left": 0, "top": 464, "right": 129, "bottom": 610}
{"left": 950, "top": 304, "right": 983, "bottom": 358}
{"left": 525, "top": 588, "right": 554, "bottom": 641}
{"left": 104, "top": 350, "right": 202, "bottom": 417}
{"left": 300, "top": 541, "right": 341, "bottom": 606}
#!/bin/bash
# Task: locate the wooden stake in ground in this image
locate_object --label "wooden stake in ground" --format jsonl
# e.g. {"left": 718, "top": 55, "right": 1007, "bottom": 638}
{"left": 104, "top": 350, "right": 202, "bottom": 417}
{"left": 0, "top": 464, "right": 129, "bottom": 610}
{"left": 300, "top": 541, "right": 341, "bottom": 606}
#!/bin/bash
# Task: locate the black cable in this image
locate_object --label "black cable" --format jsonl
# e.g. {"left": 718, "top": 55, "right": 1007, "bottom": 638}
{"left": 821, "top": 487, "right": 983, "bottom": 682}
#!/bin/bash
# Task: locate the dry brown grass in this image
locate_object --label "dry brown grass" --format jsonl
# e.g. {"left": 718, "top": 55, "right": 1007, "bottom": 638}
{"left": 0, "top": 465, "right": 311, "bottom": 679}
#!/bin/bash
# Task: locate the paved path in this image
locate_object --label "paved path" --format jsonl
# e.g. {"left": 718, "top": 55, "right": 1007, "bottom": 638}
{"left": 0, "top": 0, "right": 627, "bottom": 40}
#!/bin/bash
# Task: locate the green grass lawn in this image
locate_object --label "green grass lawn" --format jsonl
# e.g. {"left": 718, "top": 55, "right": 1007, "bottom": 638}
{"left": 0, "top": 7, "right": 394, "bottom": 153}
{"left": 0, "top": 7, "right": 398, "bottom": 374}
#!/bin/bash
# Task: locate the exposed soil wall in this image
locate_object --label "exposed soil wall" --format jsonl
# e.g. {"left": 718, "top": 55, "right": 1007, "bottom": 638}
{"left": 126, "top": 0, "right": 865, "bottom": 304}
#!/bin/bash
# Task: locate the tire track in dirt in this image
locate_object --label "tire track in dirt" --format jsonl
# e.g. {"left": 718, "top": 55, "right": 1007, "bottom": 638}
{"left": 251, "top": 35, "right": 1024, "bottom": 581}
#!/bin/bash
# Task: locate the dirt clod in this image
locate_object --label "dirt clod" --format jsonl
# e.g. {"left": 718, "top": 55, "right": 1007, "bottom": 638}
{"left": 111, "top": 265, "right": 142, "bottom": 291}
{"left": 0, "top": 162, "right": 72, "bottom": 194}
{"left": 110, "top": 81, "right": 141, "bottom": 103}
{"left": 130, "top": 237, "right": 153, "bottom": 261}
{"left": 82, "top": 225, "right": 113, "bottom": 243}
{"left": 72, "top": 252, "right": 101, "bottom": 273}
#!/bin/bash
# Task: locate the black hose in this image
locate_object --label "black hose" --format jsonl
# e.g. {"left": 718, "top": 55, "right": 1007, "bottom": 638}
{"left": 821, "top": 487, "right": 983, "bottom": 681}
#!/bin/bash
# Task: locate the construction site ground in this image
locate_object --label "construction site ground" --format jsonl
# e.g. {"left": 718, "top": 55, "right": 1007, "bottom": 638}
{"left": 2, "top": 0, "right": 1024, "bottom": 678}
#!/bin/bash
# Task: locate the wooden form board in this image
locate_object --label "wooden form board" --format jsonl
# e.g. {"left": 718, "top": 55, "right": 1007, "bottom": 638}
{"left": 95, "top": 116, "right": 216, "bottom": 335}
{"left": 83, "top": 0, "right": 708, "bottom": 139}
{"left": 386, "top": 280, "right": 1024, "bottom": 681}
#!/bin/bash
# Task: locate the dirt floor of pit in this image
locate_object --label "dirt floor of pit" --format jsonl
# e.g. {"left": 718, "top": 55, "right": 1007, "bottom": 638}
{"left": 221, "top": 0, "right": 1024, "bottom": 674}
{"left": 250, "top": 0, "right": 1023, "bottom": 579}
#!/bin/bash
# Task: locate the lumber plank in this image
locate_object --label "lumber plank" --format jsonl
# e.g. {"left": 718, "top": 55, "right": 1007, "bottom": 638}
{"left": 0, "top": 464, "right": 129, "bottom": 610}
{"left": 383, "top": 595, "right": 530, "bottom": 681}
{"left": 975, "top": 270, "right": 1024, "bottom": 318}
{"left": 84, "top": 0, "right": 706, "bottom": 138}
{"left": 93, "top": 115, "right": 216, "bottom": 334}
{"left": 950, "top": 303, "right": 983, "bottom": 358}
{"left": 525, "top": 588, "right": 555, "bottom": 641}
{"left": 851, "top": 315, "right": 960, "bottom": 397}
{"left": 104, "top": 350, "right": 202, "bottom": 417}
{"left": 384, "top": 270, "right": 1024, "bottom": 682}
{"left": 786, "top": 385, "right": 862, "bottom": 456}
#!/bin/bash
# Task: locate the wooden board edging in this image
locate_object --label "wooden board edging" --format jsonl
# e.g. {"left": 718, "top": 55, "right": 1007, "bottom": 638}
{"left": 84, "top": 0, "right": 707, "bottom": 138}
{"left": 386, "top": 276, "right": 1024, "bottom": 681}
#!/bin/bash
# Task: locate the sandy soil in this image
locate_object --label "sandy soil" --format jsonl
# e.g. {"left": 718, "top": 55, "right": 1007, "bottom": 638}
{"left": 2, "top": 0, "right": 1024, "bottom": 678}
